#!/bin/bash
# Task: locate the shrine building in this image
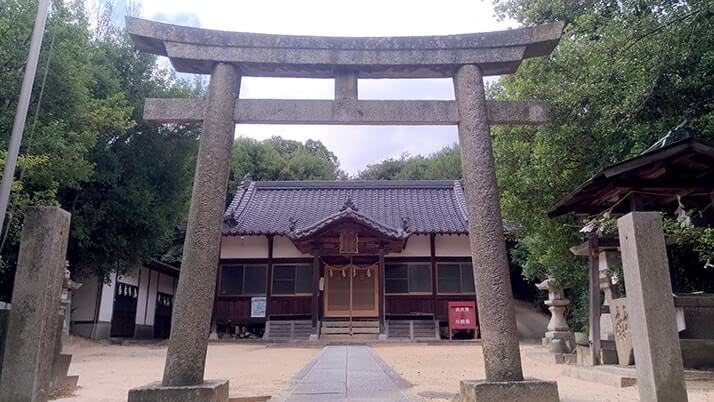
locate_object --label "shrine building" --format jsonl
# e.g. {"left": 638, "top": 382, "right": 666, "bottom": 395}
{"left": 216, "top": 178, "right": 478, "bottom": 340}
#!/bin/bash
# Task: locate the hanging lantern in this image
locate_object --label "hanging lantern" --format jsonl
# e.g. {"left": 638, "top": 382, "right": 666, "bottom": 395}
{"left": 366, "top": 268, "right": 371, "bottom": 278}
{"left": 342, "top": 269, "right": 347, "bottom": 278}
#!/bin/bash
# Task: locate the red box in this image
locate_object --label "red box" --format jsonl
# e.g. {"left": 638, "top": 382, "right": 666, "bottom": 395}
{"left": 447, "top": 301, "right": 477, "bottom": 339}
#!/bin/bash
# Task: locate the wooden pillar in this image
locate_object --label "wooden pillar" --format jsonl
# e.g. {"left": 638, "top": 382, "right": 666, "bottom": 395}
{"left": 430, "top": 234, "right": 437, "bottom": 319}
{"left": 378, "top": 244, "right": 386, "bottom": 334}
{"left": 629, "top": 193, "right": 644, "bottom": 212}
{"left": 311, "top": 246, "right": 320, "bottom": 333}
{"left": 588, "top": 234, "right": 601, "bottom": 365}
{"left": 265, "top": 236, "right": 274, "bottom": 320}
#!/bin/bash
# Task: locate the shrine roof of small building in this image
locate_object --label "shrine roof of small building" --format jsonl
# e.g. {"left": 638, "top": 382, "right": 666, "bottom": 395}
{"left": 223, "top": 179, "right": 469, "bottom": 237}
{"left": 125, "top": 17, "right": 564, "bottom": 77}
{"left": 549, "top": 135, "right": 714, "bottom": 218}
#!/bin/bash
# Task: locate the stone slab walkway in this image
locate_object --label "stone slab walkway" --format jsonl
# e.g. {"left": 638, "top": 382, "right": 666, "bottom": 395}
{"left": 286, "top": 345, "right": 411, "bottom": 401}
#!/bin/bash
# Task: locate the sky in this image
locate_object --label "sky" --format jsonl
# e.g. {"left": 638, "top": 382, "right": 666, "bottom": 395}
{"left": 128, "top": 0, "right": 516, "bottom": 175}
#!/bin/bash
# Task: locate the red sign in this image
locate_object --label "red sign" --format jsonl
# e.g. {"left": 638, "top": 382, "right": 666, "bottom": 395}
{"left": 448, "top": 301, "right": 477, "bottom": 339}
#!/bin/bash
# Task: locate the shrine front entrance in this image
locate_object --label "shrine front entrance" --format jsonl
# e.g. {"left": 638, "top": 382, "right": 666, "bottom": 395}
{"left": 324, "top": 263, "right": 379, "bottom": 318}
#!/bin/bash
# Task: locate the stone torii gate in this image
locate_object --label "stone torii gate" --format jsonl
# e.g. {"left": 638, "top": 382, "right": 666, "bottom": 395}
{"left": 125, "top": 17, "right": 564, "bottom": 402}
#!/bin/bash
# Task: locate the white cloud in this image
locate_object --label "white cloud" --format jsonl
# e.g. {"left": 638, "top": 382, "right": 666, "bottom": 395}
{"left": 128, "top": 0, "right": 514, "bottom": 174}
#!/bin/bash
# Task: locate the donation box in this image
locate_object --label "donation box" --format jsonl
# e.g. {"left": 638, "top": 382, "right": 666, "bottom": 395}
{"left": 447, "top": 301, "right": 477, "bottom": 339}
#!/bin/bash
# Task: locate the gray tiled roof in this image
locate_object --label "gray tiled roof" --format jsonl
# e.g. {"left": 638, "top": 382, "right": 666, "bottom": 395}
{"left": 223, "top": 180, "right": 469, "bottom": 236}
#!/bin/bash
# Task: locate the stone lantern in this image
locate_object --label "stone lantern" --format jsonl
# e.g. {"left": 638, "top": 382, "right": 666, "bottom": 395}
{"left": 536, "top": 277, "right": 575, "bottom": 353}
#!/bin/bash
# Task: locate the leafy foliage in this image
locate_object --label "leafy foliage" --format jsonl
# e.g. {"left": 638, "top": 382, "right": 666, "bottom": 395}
{"left": 357, "top": 145, "right": 461, "bottom": 180}
{"left": 0, "top": 0, "right": 201, "bottom": 297}
{"left": 489, "top": 0, "right": 714, "bottom": 329}
{"left": 230, "top": 136, "right": 345, "bottom": 186}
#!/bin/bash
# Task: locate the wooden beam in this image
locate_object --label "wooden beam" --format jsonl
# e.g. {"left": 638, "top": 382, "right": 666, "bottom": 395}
{"left": 143, "top": 98, "right": 548, "bottom": 126}
{"left": 588, "top": 234, "right": 601, "bottom": 365}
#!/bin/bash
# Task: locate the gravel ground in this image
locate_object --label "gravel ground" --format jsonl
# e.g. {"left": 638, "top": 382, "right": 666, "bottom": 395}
{"left": 56, "top": 338, "right": 714, "bottom": 402}
{"left": 57, "top": 339, "right": 319, "bottom": 401}
{"left": 373, "top": 343, "right": 714, "bottom": 402}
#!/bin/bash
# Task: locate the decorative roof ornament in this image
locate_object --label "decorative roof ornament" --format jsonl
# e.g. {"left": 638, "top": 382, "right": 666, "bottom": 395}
{"left": 401, "top": 217, "right": 410, "bottom": 231}
{"left": 288, "top": 217, "right": 299, "bottom": 232}
{"left": 240, "top": 173, "right": 253, "bottom": 186}
{"left": 340, "top": 197, "right": 359, "bottom": 212}
{"left": 641, "top": 120, "right": 693, "bottom": 155}
{"left": 223, "top": 213, "right": 238, "bottom": 226}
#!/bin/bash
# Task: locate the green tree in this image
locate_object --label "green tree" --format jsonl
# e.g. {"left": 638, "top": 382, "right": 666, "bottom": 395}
{"left": 0, "top": 1, "right": 202, "bottom": 297}
{"left": 489, "top": 0, "right": 714, "bottom": 328}
{"left": 61, "top": 8, "right": 203, "bottom": 280}
{"left": 1, "top": 0, "right": 110, "bottom": 294}
{"left": 358, "top": 145, "right": 462, "bottom": 180}
{"left": 230, "top": 136, "right": 345, "bottom": 187}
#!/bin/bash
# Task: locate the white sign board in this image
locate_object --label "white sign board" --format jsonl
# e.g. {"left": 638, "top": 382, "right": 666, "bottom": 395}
{"left": 251, "top": 296, "right": 266, "bottom": 318}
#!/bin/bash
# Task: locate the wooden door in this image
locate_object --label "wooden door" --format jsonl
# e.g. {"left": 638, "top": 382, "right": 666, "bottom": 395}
{"left": 110, "top": 282, "right": 138, "bottom": 338}
{"left": 324, "top": 264, "right": 379, "bottom": 318}
{"left": 154, "top": 292, "right": 173, "bottom": 339}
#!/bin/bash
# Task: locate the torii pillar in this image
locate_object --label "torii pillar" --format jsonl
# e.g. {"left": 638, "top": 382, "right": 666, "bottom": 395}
{"left": 124, "top": 16, "right": 564, "bottom": 401}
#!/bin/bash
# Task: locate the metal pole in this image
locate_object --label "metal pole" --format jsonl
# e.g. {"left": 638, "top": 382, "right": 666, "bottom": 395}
{"left": 0, "top": 0, "right": 51, "bottom": 235}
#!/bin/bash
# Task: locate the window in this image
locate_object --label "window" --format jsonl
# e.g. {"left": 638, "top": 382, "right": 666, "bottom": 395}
{"left": 385, "top": 263, "right": 432, "bottom": 294}
{"left": 437, "top": 263, "right": 475, "bottom": 294}
{"left": 272, "top": 264, "right": 313, "bottom": 295}
{"left": 219, "top": 264, "right": 266, "bottom": 296}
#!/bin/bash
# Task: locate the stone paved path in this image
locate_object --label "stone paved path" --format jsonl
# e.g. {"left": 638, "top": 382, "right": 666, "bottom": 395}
{"left": 286, "top": 345, "right": 411, "bottom": 401}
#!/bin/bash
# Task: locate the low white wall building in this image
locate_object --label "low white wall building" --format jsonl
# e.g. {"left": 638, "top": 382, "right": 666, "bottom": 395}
{"left": 70, "top": 261, "right": 179, "bottom": 339}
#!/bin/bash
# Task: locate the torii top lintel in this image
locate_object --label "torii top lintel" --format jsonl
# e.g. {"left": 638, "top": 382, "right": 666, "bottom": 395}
{"left": 126, "top": 17, "right": 564, "bottom": 78}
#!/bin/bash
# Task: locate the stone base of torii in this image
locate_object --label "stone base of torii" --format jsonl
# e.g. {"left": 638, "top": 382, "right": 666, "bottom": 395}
{"left": 124, "top": 17, "right": 565, "bottom": 402}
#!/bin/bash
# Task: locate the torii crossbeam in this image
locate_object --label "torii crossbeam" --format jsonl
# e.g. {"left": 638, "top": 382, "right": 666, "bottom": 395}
{"left": 125, "top": 16, "right": 564, "bottom": 402}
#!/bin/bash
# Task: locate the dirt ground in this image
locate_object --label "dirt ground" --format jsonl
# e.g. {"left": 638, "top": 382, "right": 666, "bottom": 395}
{"left": 58, "top": 339, "right": 319, "bottom": 401}
{"left": 58, "top": 339, "right": 714, "bottom": 401}
{"left": 373, "top": 343, "right": 714, "bottom": 402}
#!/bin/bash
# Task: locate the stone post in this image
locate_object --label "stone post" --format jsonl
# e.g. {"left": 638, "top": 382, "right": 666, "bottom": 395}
{"left": 129, "top": 63, "right": 238, "bottom": 401}
{"left": 0, "top": 206, "right": 70, "bottom": 402}
{"left": 163, "top": 62, "right": 238, "bottom": 386}
{"left": 453, "top": 64, "right": 558, "bottom": 401}
{"left": 454, "top": 64, "right": 523, "bottom": 381}
{"left": 617, "top": 212, "right": 687, "bottom": 402}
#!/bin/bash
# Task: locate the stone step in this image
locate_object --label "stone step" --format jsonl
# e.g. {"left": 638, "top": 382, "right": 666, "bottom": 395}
{"left": 321, "top": 326, "right": 380, "bottom": 335}
{"left": 561, "top": 365, "right": 637, "bottom": 388}
{"left": 322, "top": 320, "right": 379, "bottom": 328}
{"left": 59, "top": 375, "right": 79, "bottom": 389}
{"left": 321, "top": 334, "right": 379, "bottom": 342}
{"left": 53, "top": 353, "right": 72, "bottom": 378}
